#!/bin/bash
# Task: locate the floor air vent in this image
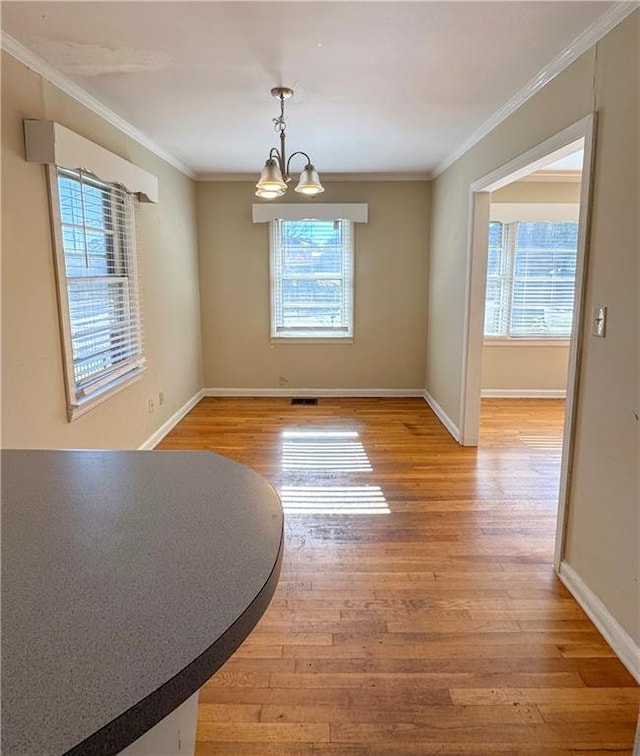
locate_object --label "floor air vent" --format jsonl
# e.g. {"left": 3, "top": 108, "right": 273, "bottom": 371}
{"left": 291, "top": 398, "right": 318, "bottom": 406}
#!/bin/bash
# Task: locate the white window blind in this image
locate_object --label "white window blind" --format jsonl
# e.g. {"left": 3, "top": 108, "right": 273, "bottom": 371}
{"left": 53, "top": 168, "right": 145, "bottom": 415}
{"left": 484, "top": 220, "right": 578, "bottom": 339}
{"left": 270, "top": 219, "right": 354, "bottom": 339}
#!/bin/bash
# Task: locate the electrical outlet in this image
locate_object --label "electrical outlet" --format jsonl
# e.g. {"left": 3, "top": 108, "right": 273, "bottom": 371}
{"left": 148, "top": 397, "right": 154, "bottom": 414}
{"left": 158, "top": 391, "right": 164, "bottom": 406}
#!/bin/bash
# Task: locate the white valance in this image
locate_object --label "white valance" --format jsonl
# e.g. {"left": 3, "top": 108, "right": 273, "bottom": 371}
{"left": 24, "top": 120, "right": 158, "bottom": 203}
{"left": 252, "top": 203, "right": 368, "bottom": 224}
{"left": 490, "top": 203, "right": 579, "bottom": 223}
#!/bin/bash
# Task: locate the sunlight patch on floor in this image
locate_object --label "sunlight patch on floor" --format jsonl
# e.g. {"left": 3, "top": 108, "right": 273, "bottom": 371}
{"left": 279, "top": 429, "right": 389, "bottom": 513}
{"left": 279, "top": 485, "right": 390, "bottom": 514}
{"left": 519, "top": 434, "right": 563, "bottom": 450}
{"left": 281, "top": 430, "right": 373, "bottom": 472}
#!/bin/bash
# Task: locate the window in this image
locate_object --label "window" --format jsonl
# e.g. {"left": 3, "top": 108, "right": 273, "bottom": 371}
{"left": 50, "top": 168, "right": 145, "bottom": 418}
{"left": 270, "top": 219, "right": 354, "bottom": 340}
{"left": 484, "top": 220, "right": 578, "bottom": 339}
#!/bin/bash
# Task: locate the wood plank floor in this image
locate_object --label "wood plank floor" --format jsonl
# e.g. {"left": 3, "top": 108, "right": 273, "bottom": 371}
{"left": 158, "top": 397, "right": 639, "bottom": 755}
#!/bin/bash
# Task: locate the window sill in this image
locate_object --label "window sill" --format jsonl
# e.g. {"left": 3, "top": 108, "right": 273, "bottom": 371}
{"left": 270, "top": 337, "right": 354, "bottom": 345}
{"left": 67, "top": 369, "right": 144, "bottom": 421}
{"left": 483, "top": 339, "right": 570, "bottom": 347}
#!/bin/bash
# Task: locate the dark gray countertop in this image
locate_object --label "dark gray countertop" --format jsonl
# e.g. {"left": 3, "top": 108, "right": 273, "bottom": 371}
{"left": 1, "top": 449, "right": 284, "bottom": 756}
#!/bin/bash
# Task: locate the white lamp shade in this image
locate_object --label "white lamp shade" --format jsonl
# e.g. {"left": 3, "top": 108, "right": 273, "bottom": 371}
{"left": 256, "top": 158, "right": 287, "bottom": 193}
{"left": 294, "top": 164, "right": 324, "bottom": 195}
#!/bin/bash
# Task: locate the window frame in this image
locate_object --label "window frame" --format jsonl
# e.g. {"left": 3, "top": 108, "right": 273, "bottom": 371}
{"left": 484, "top": 219, "right": 578, "bottom": 342}
{"left": 269, "top": 218, "right": 355, "bottom": 343}
{"left": 47, "top": 165, "right": 145, "bottom": 420}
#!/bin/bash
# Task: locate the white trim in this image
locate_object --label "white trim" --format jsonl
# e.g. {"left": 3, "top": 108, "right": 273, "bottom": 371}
{"left": 471, "top": 135, "right": 586, "bottom": 195}
{"left": 203, "top": 388, "right": 423, "bottom": 398}
{"left": 433, "top": 2, "right": 637, "bottom": 177}
{"left": 555, "top": 116, "right": 596, "bottom": 569}
{"left": 137, "top": 390, "right": 204, "bottom": 450}
{"left": 481, "top": 389, "right": 566, "bottom": 399}
{"left": 68, "top": 372, "right": 144, "bottom": 422}
{"left": 200, "top": 173, "right": 430, "bottom": 182}
{"left": 253, "top": 203, "right": 368, "bottom": 223}
{"left": 521, "top": 170, "right": 582, "bottom": 184}
{"left": 1, "top": 33, "right": 195, "bottom": 180}
{"left": 422, "top": 390, "right": 461, "bottom": 443}
{"left": 459, "top": 190, "right": 491, "bottom": 447}
{"left": 270, "top": 337, "right": 354, "bottom": 345}
{"left": 458, "top": 114, "right": 596, "bottom": 574}
{"left": 559, "top": 562, "right": 640, "bottom": 684}
{"left": 484, "top": 339, "right": 570, "bottom": 348}
{"left": 46, "top": 165, "right": 147, "bottom": 421}
{"left": 26, "top": 120, "right": 158, "bottom": 202}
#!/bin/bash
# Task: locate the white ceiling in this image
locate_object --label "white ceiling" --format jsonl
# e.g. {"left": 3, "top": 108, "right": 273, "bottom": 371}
{"left": 2, "top": 2, "right": 615, "bottom": 178}
{"left": 545, "top": 151, "right": 585, "bottom": 171}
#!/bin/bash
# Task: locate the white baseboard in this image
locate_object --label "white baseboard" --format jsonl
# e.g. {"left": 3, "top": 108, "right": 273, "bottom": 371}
{"left": 559, "top": 561, "right": 640, "bottom": 684}
{"left": 481, "top": 389, "right": 567, "bottom": 398}
{"left": 202, "top": 387, "right": 424, "bottom": 398}
{"left": 422, "top": 390, "right": 461, "bottom": 443}
{"left": 138, "top": 390, "right": 204, "bottom": 450}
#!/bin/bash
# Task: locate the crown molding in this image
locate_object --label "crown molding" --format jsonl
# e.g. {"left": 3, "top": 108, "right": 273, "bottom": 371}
{"left": 520, "top": 169, "right": 582, "bottom": 183}
{"left": 308, "top": 172, "right": 430, "bottom": 182}
{"left": 4, "top": 2, "right": 636, "bottom": 183}
{"left": 433, "top": 1, "right": 639, "bottom": 178}
{"left": 197, "top": 172, "right": 430, "bottom": 182}
{"left": 1, "top": 32, "right": 196, "bottom": 179}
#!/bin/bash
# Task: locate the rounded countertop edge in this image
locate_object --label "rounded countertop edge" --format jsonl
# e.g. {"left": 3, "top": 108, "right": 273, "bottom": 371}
{"left": 64, "top": 529, "right": 284, "bottom": 756}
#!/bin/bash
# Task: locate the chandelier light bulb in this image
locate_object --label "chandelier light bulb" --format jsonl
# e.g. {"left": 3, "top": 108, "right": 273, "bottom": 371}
{"left": 255, "top": 188, "right": 286, "bottom": 199}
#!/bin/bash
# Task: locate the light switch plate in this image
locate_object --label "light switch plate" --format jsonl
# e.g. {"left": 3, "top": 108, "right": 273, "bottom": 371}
{"left": 592, "top": 305, "right": 606, "bottom": 337}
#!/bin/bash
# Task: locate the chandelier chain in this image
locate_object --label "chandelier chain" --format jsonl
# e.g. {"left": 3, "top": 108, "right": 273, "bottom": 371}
{"left": 273, "top": 94, "right": 287, "bottom": 135}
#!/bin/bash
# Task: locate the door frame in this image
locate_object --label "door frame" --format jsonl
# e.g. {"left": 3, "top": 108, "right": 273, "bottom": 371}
{"left": 458, "top": 114, "right": 596, "bottom": 571}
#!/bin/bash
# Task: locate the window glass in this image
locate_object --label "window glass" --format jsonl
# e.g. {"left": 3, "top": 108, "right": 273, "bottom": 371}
{"left": 52, "top": 168, "right": 145, "bottom": 418}
{"left": 271, "top": 219, "right": 354, "bottom": 339}
{"left": 484, "top": 220, "right": 578, "bottom": 339}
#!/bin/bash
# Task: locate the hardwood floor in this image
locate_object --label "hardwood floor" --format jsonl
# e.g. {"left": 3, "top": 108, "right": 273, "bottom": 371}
{"left": 158, "top": 397, "right": 639, "bottom": 755}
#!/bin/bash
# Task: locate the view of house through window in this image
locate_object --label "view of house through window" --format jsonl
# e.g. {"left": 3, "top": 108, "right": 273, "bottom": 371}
{"left": 484, "top": 220, "right": 579, "bottom": 338}
{"left": 270, "top": 219, "right": 354, "bottom": 340}
{"left": 53, "top": 168, "right": 145, "bottom": 417}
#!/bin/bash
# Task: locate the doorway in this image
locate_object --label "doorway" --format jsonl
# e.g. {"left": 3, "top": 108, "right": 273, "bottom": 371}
{"left": 458, "top": 114, "right": 596, "bottom": 570}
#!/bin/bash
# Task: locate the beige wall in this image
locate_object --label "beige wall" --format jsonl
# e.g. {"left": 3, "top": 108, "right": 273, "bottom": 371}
{"left": 427, "top": 13, "right": 639, "bottom": 642}
{"left": 197, "top": 181, "right": 429, "bottom": 390}
{"left": 482, "top": 179, "right": 579, "bottom": 394}
{"left": 2, "top": 13, "right": 637, "bottom": 657}
{"left": 1, "top": 52, "right": 203, "bottom": 449}
{"left": 491, "top": 180, "right": 581, "bottom": 204}
{"left": 482, "top": 344, "right": 569, "bottom": 394}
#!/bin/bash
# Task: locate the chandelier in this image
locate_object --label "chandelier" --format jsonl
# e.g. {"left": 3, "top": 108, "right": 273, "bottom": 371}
{"left": 255, "top": 87, "right": 324, "bottom": 200}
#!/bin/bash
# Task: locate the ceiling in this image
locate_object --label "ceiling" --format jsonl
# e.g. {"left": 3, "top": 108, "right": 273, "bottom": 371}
{"left": 2, "top": 2, "right": 615, "bottom": 178}
{"left": 544, "top": 152, "right": 585, "bottom": 171}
